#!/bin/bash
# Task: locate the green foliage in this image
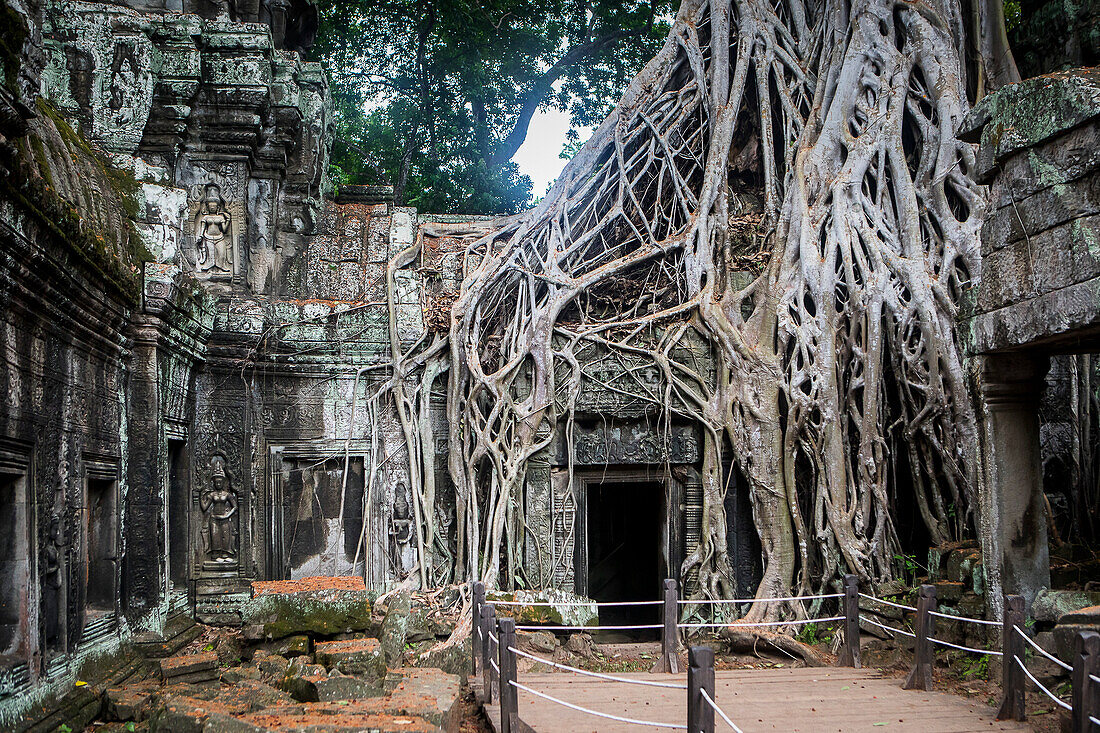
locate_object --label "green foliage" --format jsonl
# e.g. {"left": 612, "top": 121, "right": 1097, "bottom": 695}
{"left": 957, "top": 653, "right": 990, "bottom": 680}
{"left": 795, "top": 622, "right": 833, "bottom": 646}
{"left": 312, "top": 0, "right": 672, "bottom": 214}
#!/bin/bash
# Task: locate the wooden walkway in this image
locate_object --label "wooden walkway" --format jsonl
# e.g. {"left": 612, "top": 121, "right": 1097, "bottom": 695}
{"left": 481, "top": 667, "right": 1032, "bottom": 732}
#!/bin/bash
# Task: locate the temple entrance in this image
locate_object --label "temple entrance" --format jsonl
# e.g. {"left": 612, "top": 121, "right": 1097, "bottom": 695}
{"left": 167, "top": 440, "right": 190, "bottom": 588}
{"left": 85, "top": 474, "right": 118, "bottom": 613}
{"left": 575, "top": 475, "right": 667, "bottom": 631}
{"left": 0, "top": 470, "right": 32, "bottom": 660}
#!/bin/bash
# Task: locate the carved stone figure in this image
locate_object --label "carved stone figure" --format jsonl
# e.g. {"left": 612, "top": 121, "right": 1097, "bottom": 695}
{"left": 389, "top": 482, "right": 416, "bottom": 576}
{"left": 194, "top": 184, "right": 234, "bottom": 276}
{"left": 200, "top": 455, "right": 238, "bottom": 563}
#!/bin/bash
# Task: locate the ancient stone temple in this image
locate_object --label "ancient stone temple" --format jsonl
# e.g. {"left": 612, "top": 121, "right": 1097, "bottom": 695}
{"left": 0, "top": 0, "right": 769, "bottom": 720}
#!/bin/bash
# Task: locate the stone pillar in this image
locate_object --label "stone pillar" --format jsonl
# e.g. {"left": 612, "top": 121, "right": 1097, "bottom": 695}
{"left": 978, "top": 353, "right": 1051, "bottom": 612}
{"left": 125, "top": 317, "right": 167, "bottom": 619}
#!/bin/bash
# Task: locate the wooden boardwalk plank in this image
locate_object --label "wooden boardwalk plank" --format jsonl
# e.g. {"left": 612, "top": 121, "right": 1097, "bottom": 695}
{"left": 480, "top": 667, "right": 1032, "bottom": 732}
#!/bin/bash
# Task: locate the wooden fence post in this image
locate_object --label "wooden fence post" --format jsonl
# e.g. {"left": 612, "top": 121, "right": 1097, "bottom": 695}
{"left": 1072, "top": 630, "right": 1100, "bottom": 732}
{"left": 839, "top": 574, "right": 861, "bottom": 668}
{"left": 903, "top": 584, "right": 937, "bottom": 691}
{"left": 652, "top": 578, "right": 681, "bottom": 673}
{"left": 472, "top": 581, "right": 485, "bottom": 676}
{"left": 498, "top": 617, "right": 518, "bottom": 733}
{"left": 997, "top": 595, "right": 1027, "bottom": 721}
{"left": 688, "top": 645, "right": 715, "bottom": 733}
{"left": 479, "top": 603, "right": 493, "bottom": 703}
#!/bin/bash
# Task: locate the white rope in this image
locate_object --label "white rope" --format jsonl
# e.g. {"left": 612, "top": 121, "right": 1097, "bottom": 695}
{"left": 489, "top": 632, "right": 499, "bottom": 643}
{"left": 1015, "top": 625, "right": 1072, "bottom": 672}
{"left": 1091, "top": 673, "right": 1100, "bottom": 685}
{"left": 515, "top": 623, "right": 664, "bottom": 631}
{"left": 860, "top": 615, "right": 916, "bottom": 638}
{"left": 928, "top": 610, "right": 1001, "bottom": 627}
{"left": 1016, "top": 656, "right": 1071, "bottom": 710}
{"left": 700, "top": 687, "right": 744, "bottom": 733}
{"left": 928, "top": 636, "right": 1003, "bottom": 656}
{"left": 680, "top": 615, "right": 845, "bottom": 629}
{"left": 1091, "top": 715, "right": 1100, "bottom": 727}
{"left": 859, "top": 593, "right": 917, "bottom": 612}
{"left": 679, "top": 593, "right": 843, "bottom": 605}
{"left": 508, "top": 646, "right": 687, "bottom": 689}
{"left": 490, "top": 599, "right": 663, "bottom": 607}
{"left": 509, "top": 679, "right": 688, "bottom": 729}
{"left": 491, "top": 658, "right": 500, "bottom": 673}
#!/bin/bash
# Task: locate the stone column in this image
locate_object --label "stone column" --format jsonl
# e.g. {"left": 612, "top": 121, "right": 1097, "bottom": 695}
{"left": 978, "top": 353, "right": 1050, "bottom": 612}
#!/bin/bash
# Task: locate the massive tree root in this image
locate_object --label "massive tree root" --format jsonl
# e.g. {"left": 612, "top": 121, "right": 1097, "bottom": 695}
{"left": 369, "top": 0, "right": 1010, "bottom": 615}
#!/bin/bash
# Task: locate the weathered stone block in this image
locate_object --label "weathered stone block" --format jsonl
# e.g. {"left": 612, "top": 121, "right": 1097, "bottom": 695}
{"left": 242, "top": 579, "right": 374, "bottom": 640}
{"left": 314, "top": 638, "right": 385, "bottom": 679}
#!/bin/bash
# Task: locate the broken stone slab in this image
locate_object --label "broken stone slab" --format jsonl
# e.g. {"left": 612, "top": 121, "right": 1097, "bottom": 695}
{"left": 385, "top": 667, "right": 462, "bottom": 730}
{"left": 242, "top": 578, "right": 374, "bottom": 640}
{"left": 517, "top": 630, "right": 558, "bottom": 654}
{"left": 1034, "top": 589, "right": 1100, "bottom": 623}
{"left": 314, "top": 638, "right": 386, "bottom": 678}
{"left": 238, "top": 703, "right": 439, "bottom": 732}
{"left": 411, "top": 633, "right": 471, "bottom": 676}
{"left": 380, "top": 591, "right": 413, "bottom": 664}
{"left": 314, "top": 671, "right": 384, "bottom": 701}
{"left": 486, "top": 588, "right": 598, "bottom": 627}
{"left": 251, "top": 650, "right": 292, "bottom": 684}
{"left": 202, "top": 712, "right": 266, "bottom": 733}
{"left": 105, "top": 679, "right": 161, "bottom": 722}
{"left": 221, "top": 665, "right": 264, "bottom": 684}
{"left": 210, "top": 679, "right": 297, "bottom": 714}
{"left": 159, "top": 651, "right": 219, "bottom": 684}
{"left": 281, "top": 658, "right": 330, "bottom": 703}
{"left": 133, "top": 614, "right": 204, "bottom": 658}
{"left": 148, "top": 693, "right": 237, "bottom": 733}
{"left": 258, "top": 634, "right": 311, "bottom": 658}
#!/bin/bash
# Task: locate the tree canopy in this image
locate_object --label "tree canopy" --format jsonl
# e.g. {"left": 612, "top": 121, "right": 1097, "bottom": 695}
{"left": 312, "top": 0, "right": 673, "bottom": 214}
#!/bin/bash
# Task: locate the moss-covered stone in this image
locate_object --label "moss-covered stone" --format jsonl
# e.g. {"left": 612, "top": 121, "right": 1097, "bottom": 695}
{"left": 241, "top": 588, "right": 375, "bottom": 640}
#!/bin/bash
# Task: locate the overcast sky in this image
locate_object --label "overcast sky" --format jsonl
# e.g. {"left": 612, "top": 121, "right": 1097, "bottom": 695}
{"left": 512, "top": 106, "right": 589, "bottom": 198}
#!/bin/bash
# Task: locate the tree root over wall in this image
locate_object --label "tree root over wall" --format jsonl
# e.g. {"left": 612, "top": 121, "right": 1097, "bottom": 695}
{"left": 363, "top": 0, "right": 1018, "bottom": 620}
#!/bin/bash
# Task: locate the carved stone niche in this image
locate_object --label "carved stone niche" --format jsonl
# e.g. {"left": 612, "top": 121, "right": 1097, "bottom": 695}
{"left": 183, "top": 182, "right": 245, "bottom": 283}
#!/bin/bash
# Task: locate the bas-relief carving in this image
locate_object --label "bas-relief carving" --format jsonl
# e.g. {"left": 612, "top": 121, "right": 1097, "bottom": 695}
{"left": 389, "top": 481, "right": 416, "bottom": 578}
{"left": 193, "top": 184, "right": 236, "bottom": 278}
{"left": 564, "top": 421, "right": 701, "bottom": 465}
{"left": 200, "top": 455, "right": 238, "bottom": 571}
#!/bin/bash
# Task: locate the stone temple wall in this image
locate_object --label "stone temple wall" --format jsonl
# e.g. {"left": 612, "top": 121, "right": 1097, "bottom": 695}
{"left": 0, "top": 0, "right": 739, "bottom": 720}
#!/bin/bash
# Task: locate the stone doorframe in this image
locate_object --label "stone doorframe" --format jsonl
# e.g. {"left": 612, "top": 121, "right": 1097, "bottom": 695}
{"left": 265, "top": 442, "right": 371, "bottom": 581}
{"left": 547, "top": 467, "right": 686, "bottom": 598}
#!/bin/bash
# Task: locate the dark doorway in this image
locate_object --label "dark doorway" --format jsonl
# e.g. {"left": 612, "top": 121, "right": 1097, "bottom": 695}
{"left": 167, "top": 440, "right": 189, "bottom": 587}
{"left": 85, "top": 477, "right": 118, "bottom": 612}
{"left": 282, "top": 457, "right": 365, "bottom": 578}
{"left": 0, "top": 472, "right": 31, "bottom": 658}
{"left": 581, "top": 480, "right": 663, "bottom": 629}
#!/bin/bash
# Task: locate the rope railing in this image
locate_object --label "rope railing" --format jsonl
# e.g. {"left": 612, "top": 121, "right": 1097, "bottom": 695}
{"left": 859, "top": 614, "right": 917, "bottom": 638}
{"left": 700, "top": 687, "right": 744, "bottom": 733}
{"left": 929, "top": 609, "right": 1001, "bottom": 626}
{"left": 679, "top": 615, "right": 845, "bottom": 629}
{"left": 1016, "top": 625, "right": 1071, "bottom": 671}
{"left": 514, "top": 622, "right": 664, "bottom": 631}
{"left": 1015, "top": 656, "right": 1071, "bottom": 710}
{"left": 508, "top": 645, "right": 688, "bottom": 689}
{"left": 858, "top": 592, "right": 918, "bottom": 612}
{"left": 509, "top": 679, "right": 689, "bottom": 729}
{"left": 678, "top": 593, "right": 843, "bottom": 605}
{"left": 468, "top": 580, "right": 1100, "bottom": 732}
{"left": 490, "top": 599, "right": 663, "bottom": 607}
